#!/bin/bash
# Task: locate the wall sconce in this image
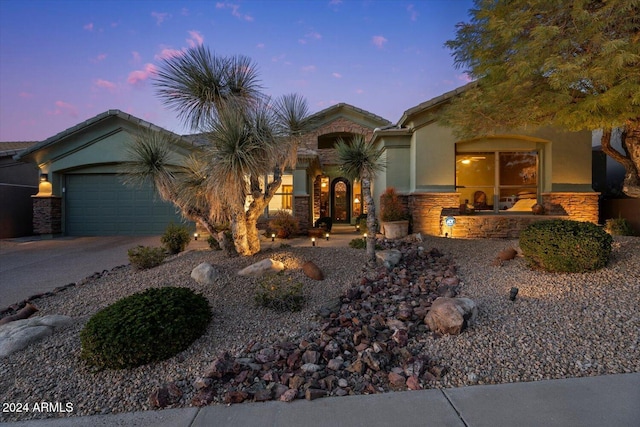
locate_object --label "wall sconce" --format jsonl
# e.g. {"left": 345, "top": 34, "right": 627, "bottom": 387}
{"left": 36, "top": 173, "right": 52, "bottom": 197}
{"left": 193, "top": 232, "right": 199, "bottom": 241}
{"left": 311, "top": 237, "right": 316, "bottom": 247}
{"left": 354, "top": 197, "right": 360, "bottom": 204}
{"left": 271, "top": 233, "right": 275, "bottom": 242}
{"left": 325, "top": 232, "right": 330, "bottom": 241}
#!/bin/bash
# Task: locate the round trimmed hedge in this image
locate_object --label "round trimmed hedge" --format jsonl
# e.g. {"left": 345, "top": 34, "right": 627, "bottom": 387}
{"left": 80, "top": 287, "right": 211, "bottom": 369}
{"left": 519, "top": 219, "right": 612, "bottom": 273}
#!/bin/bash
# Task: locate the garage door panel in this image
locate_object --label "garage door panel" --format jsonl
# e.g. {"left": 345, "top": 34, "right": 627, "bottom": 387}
{"left": 65, "top": 174, "right": 190, "bottom": 236}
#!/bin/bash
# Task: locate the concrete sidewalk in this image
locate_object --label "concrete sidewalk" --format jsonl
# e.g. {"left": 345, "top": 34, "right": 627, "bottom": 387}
{"left": 4, "top": 373, "right": 639, "bottom": 426}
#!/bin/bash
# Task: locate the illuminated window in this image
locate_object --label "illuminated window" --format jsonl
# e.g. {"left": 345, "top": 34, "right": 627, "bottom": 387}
{"left": 267, "top": 174, "right": 293, "bottom": 215}
{"left": 456, "top": 151, "right": 538, "bottom": 212}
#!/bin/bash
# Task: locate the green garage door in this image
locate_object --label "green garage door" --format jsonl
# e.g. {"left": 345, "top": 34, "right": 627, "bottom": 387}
{"left": 65, "top": 174, "right": 190, "bottom": 235}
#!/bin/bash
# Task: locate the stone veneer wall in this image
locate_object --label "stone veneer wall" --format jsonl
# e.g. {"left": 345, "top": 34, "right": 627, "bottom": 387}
{"left": 300, "top": 118, "right": 375, "bottom": 165}
{"left": 407, "top": 193, "right": 460, "bottom": 236}
{"left": 406, "top": 192, "right": 599, "bottom": 239}
{"left": 439, "top": 211, "right": 568, "bottom": 238}
{"left": 32, "top": 196, "right": 62, "bottom": 235}
{"left": 541, "top": 192, "right": 599, "bottom": 223}
{"left": 294, "top": 195, "right": 310, "bottom": 234}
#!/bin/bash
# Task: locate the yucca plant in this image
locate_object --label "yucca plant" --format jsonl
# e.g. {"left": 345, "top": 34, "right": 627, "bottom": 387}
{"left": 335, "top": 135, "right": 385, "bottom": 267}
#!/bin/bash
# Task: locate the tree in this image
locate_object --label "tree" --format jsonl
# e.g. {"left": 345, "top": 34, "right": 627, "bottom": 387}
{"left": 442, "top": 0, "right": 640, "bottom": 197}
{"left": 335, "top": 135, "right": 385, "bottom": 266}
{"left": 124, "top": 46, "right": 312, "bottom": 255}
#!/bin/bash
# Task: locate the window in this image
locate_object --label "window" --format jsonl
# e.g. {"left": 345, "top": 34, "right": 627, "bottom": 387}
{"left": 456, "top": 151, "right": 538, "bottom": 212}
{"left": 267, "top": 173, "right": 293, "bottom": 215}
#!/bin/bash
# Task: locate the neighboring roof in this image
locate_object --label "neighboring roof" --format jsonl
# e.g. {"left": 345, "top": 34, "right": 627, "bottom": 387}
{"left": 306, "top": 103, "right": 392, "bottom": 129}
{"left": 0, "top": 141, "right": 38, "bottom": 158}
{"left": 398, "top": 81, "right": 477, "bottom": 126}
{"left": 15, "top": 109, "right": 187, "bottom": 161}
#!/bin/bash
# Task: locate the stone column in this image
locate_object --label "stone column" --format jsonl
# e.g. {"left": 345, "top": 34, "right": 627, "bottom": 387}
{"left": 408, "top": 193, "right": 460, "bottom": 236}
{"left": 294, "top": 195, "right": 310, "bottom": 234}
{"left": 32, "top": 196, "right": 62, "bottom": 236}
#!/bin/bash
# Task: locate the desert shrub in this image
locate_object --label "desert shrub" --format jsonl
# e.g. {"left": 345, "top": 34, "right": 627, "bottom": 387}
{"left": 255, "top": 272, "right": 305, "bottom": 312}
{"left": 380, "top": 187, "right": 407, "bottom": 222}
{"left": 349, "top": 237, "right": 382, "bottom": 250}
{"left": 207, "top": 235, "right": 221, "bottom": 250}
{"left": 356, "top": 213, "right": 378, "bottom": 235}
{"left": 604, "top": 216, "right": 635, "bottom": 236}
{"left": 161, "top": 223, "right": 191, "bottom": 254}
{"left": 268, "top": 210, "right": 299, "bottom": 239}
{"left": 519, "top": 219, "right": 612, "bottom": 273}
{"left": 80, "top": 287, "right": 211, "bottom": 370}
{"left": 128, "top": 245, "right": 167, "bottom": 269}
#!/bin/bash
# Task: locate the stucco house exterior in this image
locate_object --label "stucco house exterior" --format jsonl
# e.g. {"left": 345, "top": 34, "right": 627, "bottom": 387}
{"left": 14, "top": 111, "right": 190, "bottom": 236}
{"left": 12, "top": 84, "right": 598, "bottom": 238}
{"left": 372, "top": 85, "right": 598, "bottom": 238}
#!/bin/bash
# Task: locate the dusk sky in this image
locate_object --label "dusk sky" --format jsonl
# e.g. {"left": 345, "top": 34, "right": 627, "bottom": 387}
{"left": 0, "top": 0, "right": 475, "bottom": 142}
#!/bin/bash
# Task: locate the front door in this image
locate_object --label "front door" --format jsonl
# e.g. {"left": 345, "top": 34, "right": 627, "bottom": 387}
{"left": 331, "top": 178, "right": 350, "bottom": 223}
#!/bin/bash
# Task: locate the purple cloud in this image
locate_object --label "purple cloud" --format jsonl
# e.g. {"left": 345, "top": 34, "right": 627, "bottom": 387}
{"left": 127, "top": 63, "right": 157, "bottom": 85}
{"left": 49, "top": 101, "right": 78, "bottom": 117}
{"left": 187, "top": 30, "right": 204, "bottom": 48}
{"left": 151, "top": 11, "right": 171, "bottom": 25}
{"left": 94, "top": 79, "right": 117, "bottom": 92}
{"left": 372, "top": 35, "right": 388, "bottom": 49}
{"left": 216, "top": 3, "right": 254, "bottom": 22}
{"left": 83, "top": 23, "right": 94, "bottom": 31}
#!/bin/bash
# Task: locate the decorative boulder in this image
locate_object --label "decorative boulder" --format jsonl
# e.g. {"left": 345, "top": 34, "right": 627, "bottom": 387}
{"left": 424, "top": 297, "right": 477, "bottom": 335}
{"left": 149, "top": 383, "right": 183, "bottom": 409}
{"left": 191, "top": 262, "right": 220, "bottom": 285}
{"left": 376, "top": 249, "right": 402, "bottom": 268}
{"left": 302, "top": 261, "right": 324, "bottom": 281}
{"left": 238, "top": 258, "right": 285, "bottom": 277}
{"left": 497, "top": 247, "right": 518, "bottom": 261}
{"left": 0, "top": 315, "right": 73, "bottom": 358}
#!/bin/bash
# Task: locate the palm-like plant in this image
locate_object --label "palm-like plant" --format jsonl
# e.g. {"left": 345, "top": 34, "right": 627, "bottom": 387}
{"left": 126, "top": 45, "right": 312, "bottom": 256}
{"left": 335, "top": 135, "right": 385, "bottom": 266}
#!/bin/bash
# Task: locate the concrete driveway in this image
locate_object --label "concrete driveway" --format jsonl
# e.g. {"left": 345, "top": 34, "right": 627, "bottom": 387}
{"left": 0, "top": 236, "right": 165, "bottom": 309}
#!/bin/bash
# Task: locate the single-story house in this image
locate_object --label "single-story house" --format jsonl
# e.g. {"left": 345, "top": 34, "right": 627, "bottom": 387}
{"left": 372, "top": 85, "right": 597, "bottom": 238}
{"left": 12, "top": 84, "right": 599, "bottom": 238}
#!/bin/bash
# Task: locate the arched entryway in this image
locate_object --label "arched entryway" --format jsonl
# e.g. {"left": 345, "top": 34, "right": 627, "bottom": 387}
{"left": 331, "top": 178, "right": 351, "bottom": 223}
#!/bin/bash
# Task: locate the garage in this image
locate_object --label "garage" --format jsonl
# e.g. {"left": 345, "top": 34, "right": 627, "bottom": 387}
{"left": 65, "top": 174, "right": 189, "bottom": 236}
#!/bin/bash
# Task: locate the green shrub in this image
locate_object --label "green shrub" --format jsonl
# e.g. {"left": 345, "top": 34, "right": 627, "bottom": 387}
{"left": 349, "top": 237, "right": 382, "bottom": 250}
{"left": 161, "top": 223, "right": 191, "bottom": 254}
{"left": 604, "top": 216, "right": 635, "bottom": 236}
{"left": 128, "top": 246, "right": 167, "bottom": 269}
{"left": 80, "top": 287, "right": 211, "bottom": 369}
{"left": 255, "top": 272, "right": 305, "bottom": 312}
{"left": 207, "top": 235, "right": 221, "bottom": 250}
{"left": 356, "top": 213, "right": 378, "bottom": 235}
{"left": 268, "top": 210, "right": 299, "bottom": 239}
{"left": 519, "top": 219, "right": 613, "bottom": 273}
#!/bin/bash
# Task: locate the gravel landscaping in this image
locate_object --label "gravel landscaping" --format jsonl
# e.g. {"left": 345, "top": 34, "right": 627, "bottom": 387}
{"left": 1, "top": 235, "right": 638, "bottom": 422}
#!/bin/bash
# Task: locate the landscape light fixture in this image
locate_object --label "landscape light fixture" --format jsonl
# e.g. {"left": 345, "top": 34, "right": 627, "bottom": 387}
{"left": 271, "top": 233, "right": 275, "bottom": 242}
{"left": 311, "top": 237, "right": 316, "bottom": 247}
{"left": 509, "top": 287, "right": 519, "bottom": 301}
{"left": 193, "top": 232, "right": 199, "bottom": 241}
{"left": 363, "top": 232, "right": 367, "bottom": 243}
{"left": 325, "top": 232, "right": 330, "bottom": 241}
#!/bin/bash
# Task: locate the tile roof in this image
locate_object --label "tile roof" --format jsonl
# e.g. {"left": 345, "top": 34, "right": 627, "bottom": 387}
{"left": 15, "top": 110, "right": 187, "bottom": 160}
{"left": 398, "top": 81, "right": 477, "bottom": 126}
{"left": 307, "top": 103, "right": 392, "bottom": 127}
{"left": 0, "top": 141, "right": 38, "bottom": 158}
